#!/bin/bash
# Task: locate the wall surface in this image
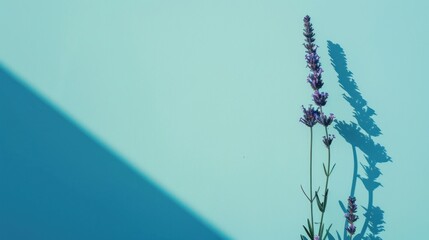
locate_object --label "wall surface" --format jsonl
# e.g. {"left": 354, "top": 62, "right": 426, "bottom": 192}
{"left": 0, "top": 0, "right": 426, "bottom": 239}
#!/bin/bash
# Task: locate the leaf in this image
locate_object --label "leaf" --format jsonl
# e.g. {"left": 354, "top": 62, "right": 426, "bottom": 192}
{"left": 303, "top": 218, "right": 315, "bottom": 239}
{"left": 323, "top": 188, "right": 329, "bottom": 209}
{"left": 301, "top": 185, "right": 311, "bottom": 202}
{"left": 307, "top": 218, "right": 314, "bottom": 235}
{"left": 316, "top": 188, "right": 329, "bottom": 213}
{"left": 303, "top": 225, "right": 312, "bottom": 239}
{"left": 300, "top": 235, "right": 308, "bottom": 240}
{"left": 323, "top": 163, "right": 329, "bottom": 176}
{"left": 329, "top": 163, "right": 337, "bottom": 175}
{"left": 322, "top": 224, "right": 332, "bottom": 240}
{"left": 315, "top": 191, "right": 325, "bottom": 212}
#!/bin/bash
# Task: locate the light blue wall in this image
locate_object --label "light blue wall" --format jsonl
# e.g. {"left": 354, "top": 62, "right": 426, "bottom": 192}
{"left": 0, "top": 0, "right": 426, "bottom": 239}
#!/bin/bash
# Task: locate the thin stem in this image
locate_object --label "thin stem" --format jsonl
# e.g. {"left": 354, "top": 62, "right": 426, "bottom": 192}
{"left": 318, "top": 106, "right": 332, "bottom": 238}
{"left": 310, "top": 127, "right": 315, "bottom": 237}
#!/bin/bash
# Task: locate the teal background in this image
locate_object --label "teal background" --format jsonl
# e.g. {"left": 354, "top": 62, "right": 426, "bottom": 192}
{"left": 0, "top": 0, "right": 426, "bottom": 239}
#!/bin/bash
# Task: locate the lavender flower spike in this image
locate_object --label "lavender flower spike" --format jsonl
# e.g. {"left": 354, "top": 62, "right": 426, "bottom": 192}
{"left": 314, "top": 236, "right": 320, "bottom": 240}
{"left": 317, "top": 112, "right": 335, "bottom": 127}
{"left": 345, "top": 196, "right": 359, "bottom": 237}
{"left": 300, "top": 105, "right": 319, "bottom": 127}
{"left": 304, "top": 15, "right": 324, "bottom": 91}
{"left": 312, "top": 90, "right": 328, "bottom": 107}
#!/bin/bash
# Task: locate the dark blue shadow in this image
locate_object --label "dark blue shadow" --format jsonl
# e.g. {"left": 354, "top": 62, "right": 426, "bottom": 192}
{"left": 327, "top": 41, "right": 391, "bottom": 240}
{"left": 0, "top": 65, "right": 228, "bottom": 240}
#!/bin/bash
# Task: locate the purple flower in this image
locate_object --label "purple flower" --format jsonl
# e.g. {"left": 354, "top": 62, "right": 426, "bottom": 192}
{"left": 322, "top": 134, "right": 335, "bottom": 147}
{"left": 317, "top": 113, "right": 335, "bottom": 127}
{"left": 307, "top": 70, "right": 324, "bottom": 90}
{"left": 300, "top": 105, "right": 319, "bottom": 127}
{"left": 345, "top": 196, "right": 358, "bottom": 236}
{"left": 305, "top": 52, "right": 321, "bottom": 72}
{"left": 313, "top": 90, "right": 329, "bottom": 107}
{"left": 314, "top": 236, "right": 320, "bottom": 240}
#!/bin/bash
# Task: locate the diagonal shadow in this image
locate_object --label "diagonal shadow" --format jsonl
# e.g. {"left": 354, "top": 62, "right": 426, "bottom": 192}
{"left": 0, "top": 64, "right": 228, "bottom": 240}
{"left": 327, "top": 41, "right": 391, "bottom": 240}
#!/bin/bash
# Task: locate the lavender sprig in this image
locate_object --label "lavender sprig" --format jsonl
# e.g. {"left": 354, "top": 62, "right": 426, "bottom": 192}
{"left": 345, "top": 196, "right": 359, "bottom": 239}
{"left": 300, "top": 15, "right": 320, "bottom": 240}
{"left": 303, "top": 15, "right": 337, "bottom": 240}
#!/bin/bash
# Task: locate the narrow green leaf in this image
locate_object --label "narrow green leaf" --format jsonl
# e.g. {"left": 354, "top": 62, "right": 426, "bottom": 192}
{"left": 300, "top": 235, "right": 308, "bottom": 240}
{"left": 323, "top": 188, "right": 329, "bottom": 207}
{"left": 322, "top": 224, "right": 333, "bottom": 240}
{"left": 301, "top": 185, "right": 312, "bottom": 202}
{"left": 307, "top": 218, "right": 314, "bottom": 233}
{"left": 303, "top": 225, "right": 312, "bottom": 239}
{"left": 307, "top": 218, "right": 314, "bottom": 237}
{"left": 323, "top": 163, "right": 328, "bottom": 176}
{"left": 329, "top": 163, "right": 337, "bottom": 175}
{"left": 315, "top": 191, "right": 325, "bottom": 212}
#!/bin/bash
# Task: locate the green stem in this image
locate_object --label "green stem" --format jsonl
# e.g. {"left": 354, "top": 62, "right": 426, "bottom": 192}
{"left": 310, "top": 127, "right": 315, "bottom": 237}
{"left": 318, "top": 107, "right": 332, "bottom": 238}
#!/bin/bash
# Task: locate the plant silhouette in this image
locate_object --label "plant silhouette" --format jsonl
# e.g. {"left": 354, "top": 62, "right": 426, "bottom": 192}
{"left": 327, "top": 41, "right": 391, "bottom": 240}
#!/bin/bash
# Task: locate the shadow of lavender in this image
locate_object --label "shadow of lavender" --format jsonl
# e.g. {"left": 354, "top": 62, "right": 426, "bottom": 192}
{"left": 327, "top": 41, "right": 391, "bottom": 240}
